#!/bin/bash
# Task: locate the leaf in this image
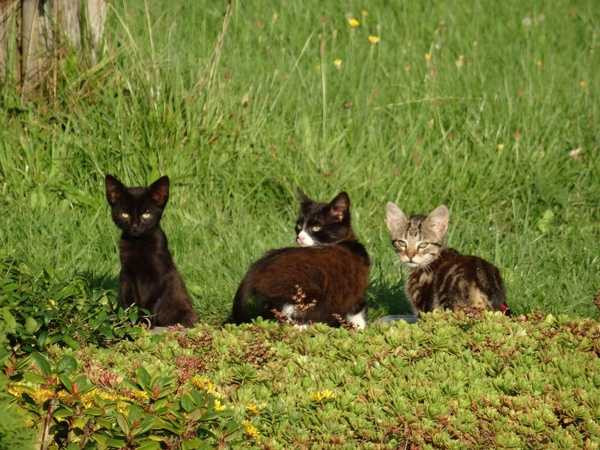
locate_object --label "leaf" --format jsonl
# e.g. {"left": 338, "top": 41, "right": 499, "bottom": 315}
{"left": 30, "top": 352, "right": 52, "bottom": 376}
{"left": 182, "top": 438, "right": 209, "bottom": 450}
{"left": 23, "top": 371, "right": 46, "bottom": 385}
{"left": 61, "top": 335, "right": 80, "bottom": 350}
{"left": 116, "top": 413, "right": 129, "bottom": 435}
{"left": 73, "top": 374, "right": 93, "bottom": 393}
{"left": 181, "top": 393, "right": 195, "bottom": 413}
{"left": 59, "top": 374, "right": 73, "bottom": 393}
{"left": 0, "top": 308, "right": 18, "bottom": 333}
{"left": 57, "top": 355, "right": 78, "bottom": 374}
{"left": 136, "top": 442, "right": 161, "bottom": 450}
{"left": 53, "top": 406, "right": 74, "bottom": 421}
{"left": 136, "top": 417, "right": 157, "bottom": 436}
{"left": 136, "top": 367, "right": 152, "bottom": 390}
{"left": 24, "top": 316, "right": 40, "bottom": 334}
{"left": 537, "top": 209, "right": 555, "bottom": 234}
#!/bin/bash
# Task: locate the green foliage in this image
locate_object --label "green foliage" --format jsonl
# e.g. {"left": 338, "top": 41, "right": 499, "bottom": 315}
{"left": 0, "top": 257, "right": 142, "bottom": 355}
{"left": 6, "top": 349, "right": 241, "bottom": 448}
{"left": 0, "top": 373, "right": 35, "bottom": 450}
{"left": 5, "top": 314, "right": 600, "bottom": 448}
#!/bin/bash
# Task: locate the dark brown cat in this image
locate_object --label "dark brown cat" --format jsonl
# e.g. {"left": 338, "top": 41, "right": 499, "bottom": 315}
{"left": 231, "top": 192, "right": 370, "bottom": 328}
{"left": 385, "top": 203, "right": 510, "bottom": 315}
{"left": 105, "top": 174, "right": 198, "bottom": 327}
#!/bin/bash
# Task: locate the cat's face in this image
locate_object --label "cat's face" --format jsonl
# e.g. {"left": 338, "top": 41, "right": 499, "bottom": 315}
{"left": 385, "top": 203, "right": 448, "bottom": 268}
{"left": 105, "top": 175, "right": 169, "bottom": 237}
{"left": 295, "top": 191, "right": 353, "bottom": 246}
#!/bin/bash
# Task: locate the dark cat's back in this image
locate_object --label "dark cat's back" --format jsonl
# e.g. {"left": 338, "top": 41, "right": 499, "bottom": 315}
{"left": 232, "top": 242, "right": 369, "bottom": 326}
{"left": 232, "top": 191, "right": 370, "bottom": 328}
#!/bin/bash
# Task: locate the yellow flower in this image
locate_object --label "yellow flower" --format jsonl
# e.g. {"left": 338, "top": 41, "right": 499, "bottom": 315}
{"left": 424, "top": 52, "right": 432, "bottom": 62}
{"left": 190, "top": 375, "right": 221, "bottom": 397}
{"left": 57, "top": 390, "right": 74, "bottom": 405}
{"left": 130, "top": 390, "right": 149, "bottom": 402}
{"left": 347, "top": 17, "right": 360, "bottom": 28}
{"left": 368, "top": 35, "right": 380, "bottom": 44}
{"left": 7, "top": 385, "right": 26, "bottom": 398}
{"left": 95, "top": 389, "right": 120, "bottom": 402}
{"left": 116, "top": 401, "right": 129, "bottom": 415}
{"left": 497, "top": 144, "right": 505, "bottom": 152}
{"left": 80, "top": 391, "right": 96, "bottom": 408}
{"left": 213, "top": 399, "right": 225, "bottom": 412}
{"left": 243, "top": 420, "right": 260, "bottom": 439}
{"left": 246, "top": 402, "right": 262, "bottom": 415}
{"left": 31, "top": 388, "right": 55, "bottom": 405}
{"left": 333, "top": 58, "right": 342, "bottom": 69}
{"left": 579, "top": 80, "right": 588, "bottom": 89}
{"left": 310, "top": 389, "right": 336, "bottom": 403}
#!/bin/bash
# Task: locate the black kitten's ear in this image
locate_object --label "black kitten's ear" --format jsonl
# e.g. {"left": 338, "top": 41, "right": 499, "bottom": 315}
{"left": 296, "top": 189, "right": 312, "bottom": 204}
{"left": 149, "top": 176, "right": 169, "bottom": 207}
{"left": 297, "top": 188, "right": 314, "bottom": 213}
{"left": 328, "top": 192, "right": 350, "bottom": 222}
{"left": 105, "top": 174, "right": 125, "bottom": 206}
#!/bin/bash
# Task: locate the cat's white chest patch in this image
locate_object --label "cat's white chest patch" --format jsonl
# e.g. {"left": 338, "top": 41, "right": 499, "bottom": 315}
{"left": 346, "top": 308, "right": 367, "bottom": 330}
{"left": 297, "top": 230, "right": 316, "bottom": 247}
{"left": 281, "top": 303, "right": 296, "bottom": 319}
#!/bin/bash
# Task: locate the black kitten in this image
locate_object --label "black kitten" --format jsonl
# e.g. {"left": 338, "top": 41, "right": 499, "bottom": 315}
{"left": 231, "top": 192, "right": 370, "bottom": 329}
{"left": 105, "top": 174, "right": 197, "bottom": 327}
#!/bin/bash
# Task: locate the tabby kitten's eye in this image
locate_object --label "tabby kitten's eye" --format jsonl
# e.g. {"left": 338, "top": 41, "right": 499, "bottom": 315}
{"left": 393, "top": 239, "right": 407, "bottom": 249}
{"left": 141, "top": 212, "right": 152, "bottom": 220}
{"left": 311, "top": 225, "right": 322, "bottom": 232}
{"left": 120, "top": 212, "right": 130, "bottom": 219}
{"left": 417, "top": 242, "right": 429, "bottom": 250}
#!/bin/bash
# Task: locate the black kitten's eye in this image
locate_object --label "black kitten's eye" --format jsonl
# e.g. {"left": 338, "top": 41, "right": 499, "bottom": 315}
{"left": 417, "top": 242, "right": 429, "bottom": 250}
{"left": 393, "top": 239, "right": 407, "bottom": 250}
{"left": 141, "top": 212, "right": 152, "bottom": 220}
{"left": 310, "top": 225, "right": 322, "bottom": 232}
{"left": 120, "top": 212, "right": 130, "bottom": 220}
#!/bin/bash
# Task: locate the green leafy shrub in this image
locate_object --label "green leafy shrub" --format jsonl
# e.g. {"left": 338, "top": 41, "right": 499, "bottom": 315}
{"left": 0, "top": 373, "right": 35, "bottom": 450}
{"left": 0, "top": 257, "right": 142, "bottom": 355}
{"left": 6, "top": 352, "right": 242, "bottom": 449}
{"left": 5, "top": 314, "right": 600, "bottom": 448}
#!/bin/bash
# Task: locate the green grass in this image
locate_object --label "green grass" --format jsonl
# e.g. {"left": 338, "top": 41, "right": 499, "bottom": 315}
{"left": 1, "top": 0, "right": 599, "bottom": 323}
{"left": 0, "top": 1, "right": 599, "bottom": 445}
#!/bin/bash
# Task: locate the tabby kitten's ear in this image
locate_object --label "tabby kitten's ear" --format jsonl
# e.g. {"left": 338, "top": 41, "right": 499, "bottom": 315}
{"left": 149, "top": 176, "right": 170, "bottom": 207}
{"left": 423, "top": 205, "right": 449, "bottom": 241}
{"left": 328, "top": 192, "right": 350, "bottom": 222}
{"left": 385, "top": 202, "right": 408, "bottom": 235}
{"left": 105, "top": 174, "right": 125, "bottom": 206}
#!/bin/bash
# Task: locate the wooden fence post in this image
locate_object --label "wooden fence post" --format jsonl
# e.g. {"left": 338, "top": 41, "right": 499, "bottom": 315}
{"left": 0, "top": 0, "right": 106, "bottom": 95}
{"left": 86, "top": 0, "right": 106, "bottom": 63}
{"left": 0, "top": 0, "right": 19, "bottom": 82}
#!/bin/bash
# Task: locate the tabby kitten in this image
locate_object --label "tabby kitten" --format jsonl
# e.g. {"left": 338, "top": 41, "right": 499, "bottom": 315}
{"left": 231, "top": 191, "right": 370, "bottom": 328}
{"left": 105, "top": 174, "right": 198, "bottom": 327}
{"left": 385, "top": 203, "right": 510, "bottom": 315}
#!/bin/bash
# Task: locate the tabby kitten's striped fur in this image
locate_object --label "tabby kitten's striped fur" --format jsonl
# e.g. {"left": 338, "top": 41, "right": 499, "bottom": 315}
{"left": 385, "top": 203, "right": 510, "bottom": 315}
